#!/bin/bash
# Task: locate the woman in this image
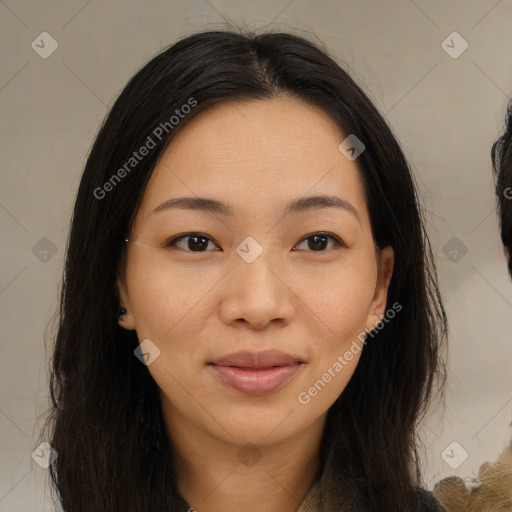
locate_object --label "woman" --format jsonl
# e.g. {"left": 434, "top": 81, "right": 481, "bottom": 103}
{"left": 39, "top": 30, "right": 447, "bottom": 511}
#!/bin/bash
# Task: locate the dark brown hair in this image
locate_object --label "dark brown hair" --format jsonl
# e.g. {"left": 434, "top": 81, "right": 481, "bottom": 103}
{"left": 492, "top": 99, "right": 512, "bottom": 277}
{"left": 39, "top": 29, "right": 447, "bottom": 511}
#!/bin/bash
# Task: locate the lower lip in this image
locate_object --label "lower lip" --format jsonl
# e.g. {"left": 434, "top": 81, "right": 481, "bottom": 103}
{"left": 210, "top": 363, "right": 303, "bottom": 396}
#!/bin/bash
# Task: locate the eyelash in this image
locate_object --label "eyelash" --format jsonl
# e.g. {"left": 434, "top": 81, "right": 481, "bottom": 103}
{"left": 164, "top": 232, "right": 345, "bottom": 253}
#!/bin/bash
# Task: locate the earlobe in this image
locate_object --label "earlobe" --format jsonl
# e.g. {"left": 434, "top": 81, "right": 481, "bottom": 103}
{"left": 116, "top": 277, "right": 136, "bottom": 330}
{"left": 366, "top": 246, "right": 394, "bottom": 331}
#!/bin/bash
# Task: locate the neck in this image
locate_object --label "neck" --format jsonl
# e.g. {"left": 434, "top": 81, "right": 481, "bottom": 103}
{"left": 163, "top": 403, "right": 326, "bottom": 512}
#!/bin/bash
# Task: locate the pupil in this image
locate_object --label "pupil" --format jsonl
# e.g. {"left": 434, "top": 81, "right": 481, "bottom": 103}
{"left": 189, "top": 236, "right": 208, "bottom": 251}
{"left": 310, "top": 235, "right": 327, "bottom": 250}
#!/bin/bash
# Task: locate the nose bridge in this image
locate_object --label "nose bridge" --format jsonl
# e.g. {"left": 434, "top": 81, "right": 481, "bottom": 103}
{"left": 235, "top": 241, "right": 283, "bottom": 298}
{"left": 238, "top": 246, "right": 278, "bottom": 289}
{"left": 221, "top": 239, "right": 294, "bottom": 327}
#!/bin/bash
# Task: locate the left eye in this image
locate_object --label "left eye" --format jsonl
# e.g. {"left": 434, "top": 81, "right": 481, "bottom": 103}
{"left": 165, "top": 232, "right": 344, "bottom": 253}
{"left": 166, "top": 233, "right": 220, "bottom": 252}
{"left": 293, "top": 233, "right": 344, "bottom": 252}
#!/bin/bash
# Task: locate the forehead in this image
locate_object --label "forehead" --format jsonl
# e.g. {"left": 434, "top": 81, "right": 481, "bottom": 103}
{"left": 137, "top": 98, "right": 369, "bottom": 225}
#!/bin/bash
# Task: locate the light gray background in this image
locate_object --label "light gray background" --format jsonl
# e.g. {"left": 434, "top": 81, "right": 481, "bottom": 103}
{"left": 1, "top": 1, "right": 512, "bottom": 510}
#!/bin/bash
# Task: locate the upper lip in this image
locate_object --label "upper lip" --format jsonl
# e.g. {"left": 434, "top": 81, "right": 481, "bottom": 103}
{"left": 209, "top": 350, "right": 304, "bottom": 368}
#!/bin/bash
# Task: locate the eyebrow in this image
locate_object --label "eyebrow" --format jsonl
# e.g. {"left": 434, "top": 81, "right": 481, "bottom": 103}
{"left": 151, "top": 194, "right": 361, "bottom": 222}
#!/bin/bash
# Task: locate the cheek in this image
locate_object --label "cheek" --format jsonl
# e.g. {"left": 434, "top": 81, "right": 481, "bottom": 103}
{"left": 292, "top": 258, "right": 377, "bottom": 402}
{"left": 295, "top": 258, "right": 378, "bottom": 341}
{"left": 126, "top": 254, "right": 224, "bottom": 340}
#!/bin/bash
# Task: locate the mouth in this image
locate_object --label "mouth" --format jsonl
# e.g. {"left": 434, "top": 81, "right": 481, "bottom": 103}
{"left": 208, "top": 350, "right": 305, "bottom": 396}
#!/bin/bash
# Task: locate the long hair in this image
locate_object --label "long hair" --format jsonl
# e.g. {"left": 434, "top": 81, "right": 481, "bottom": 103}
{"left": 491, "top": 99, "right": 512, "bottom": 277}
{"left": 39, "top": 29, "right": 447, "bottom": 511}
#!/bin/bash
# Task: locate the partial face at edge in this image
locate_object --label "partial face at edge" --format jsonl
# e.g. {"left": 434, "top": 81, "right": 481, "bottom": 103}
{"left": 117, "top": 97, "right": 394, "bottom": 447}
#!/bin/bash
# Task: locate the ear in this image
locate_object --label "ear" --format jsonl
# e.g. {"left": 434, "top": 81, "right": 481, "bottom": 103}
{"left": 365, "top": 246, "right": 394, "bottom": 331}
{"left": 116, "top": 277, "right": 136, "bottom": 330}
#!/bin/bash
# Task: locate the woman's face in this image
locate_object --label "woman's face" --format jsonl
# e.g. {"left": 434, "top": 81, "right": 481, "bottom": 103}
{"left": 118, "top": 97, "right": 394, "bottom": 448}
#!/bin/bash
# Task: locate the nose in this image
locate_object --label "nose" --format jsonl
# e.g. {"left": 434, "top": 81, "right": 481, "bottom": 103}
{"left": 218, "top": 251, "right": 296, "bottom": 330}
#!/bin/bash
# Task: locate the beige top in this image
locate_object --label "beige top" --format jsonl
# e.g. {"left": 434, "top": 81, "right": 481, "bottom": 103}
{"left": 177, "top": 481, "right": 323, "bottom": 512}
{"left": 179, "top": 472, "right": 442, "bottom": 511}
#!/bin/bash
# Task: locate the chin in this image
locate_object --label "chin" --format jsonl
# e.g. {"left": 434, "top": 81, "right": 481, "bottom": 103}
{"left": 204, "top": 399, "right": 319, "bottom": 446}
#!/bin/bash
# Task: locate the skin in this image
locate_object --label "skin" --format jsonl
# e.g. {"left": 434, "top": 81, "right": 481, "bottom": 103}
{"left": 117, "top": 97, "right": 394, "bottom": 512}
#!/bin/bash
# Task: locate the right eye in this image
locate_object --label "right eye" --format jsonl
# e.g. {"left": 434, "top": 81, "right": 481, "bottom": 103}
{"left": 165, "top": 233, "right": 222, "bottom": 252}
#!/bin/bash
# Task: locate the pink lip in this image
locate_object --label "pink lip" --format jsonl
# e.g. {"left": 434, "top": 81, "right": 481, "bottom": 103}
{"left": 209, "top": 350, "right": 304, "bottom": 396}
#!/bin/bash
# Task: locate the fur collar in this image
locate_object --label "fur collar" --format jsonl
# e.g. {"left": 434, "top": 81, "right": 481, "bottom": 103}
{"left": 433, "top": 438, "right": 512, "bottom": 511}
